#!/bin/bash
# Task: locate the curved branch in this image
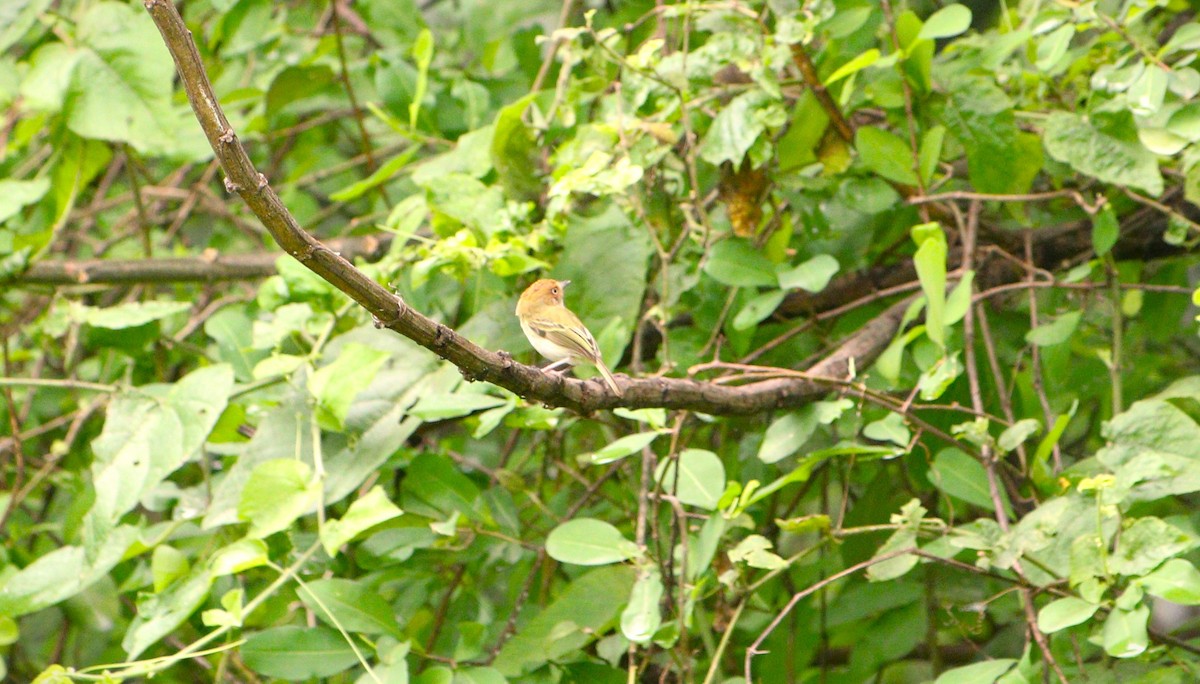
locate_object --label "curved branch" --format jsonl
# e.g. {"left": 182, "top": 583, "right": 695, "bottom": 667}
{"left": 143, "top": 0, "right": 905, "bottom": 416}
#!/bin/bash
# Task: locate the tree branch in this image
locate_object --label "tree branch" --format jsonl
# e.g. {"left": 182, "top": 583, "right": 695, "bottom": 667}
{"left": 142, "top": 0, "right": 904, "bottom": 416}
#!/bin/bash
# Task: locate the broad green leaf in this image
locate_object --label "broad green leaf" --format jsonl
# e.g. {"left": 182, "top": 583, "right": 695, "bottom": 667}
{"left": 863, "top": 413, "right": 910, "bottom": 446}
{"left": 0, "top": 525, "right": 137, "bottom": 618}
{"left": 940, "top": 76, "right": 1040, "bottom": 195}
{"left": 493, "top": 565, "right": 636, "bottom": 676}
{"left": 320, "top": 486, "right": 404, "bottom": 555}
{"left": 704, "top": 238, "right": 778, "bottom": 288}
{"left": 1035, "top": 24, "right": 1073, "bottom": 71}
{"left": 943, "top": 271, "right": 975, "bottom": 327}
{"left": 620, "top": 572, "right": 663, "bottom": 644}
{"left": 122, "top": 568, "right": 213, "bottom": 658}
{"left": 408, "top": 393, "right": 508, "bottom": 420}
{"left": 86, "top": 365, "right": 233, "bottom": 541}
{"left": 1102, "top": 604, "right": 1149, "bottom": 658}
{"left": 934, "top": 660, "right": 1017, "bottom": 684}
{"left": 731, "top": 290, "right": 786, "bottom": 331}
{"left": 699, "top": 91, "right": 776, "bottom": 166}
{"left": 1165, "top": 101, "right": 1200, "bottom": 140}
{"left": 85, "top": 301, "right": 190, "bottom": 329}
{"left": 1136, "top": 559, "right": 1200, "bottom": 604}
{"left": 930, "top": 448, "right": 1009, "bottom": 513}
{"left": 237, "top": 459, "right": 320, "bottom": 538}
{"left": 1025, "top": 311, "right": 1081, "bottom": 347}
{"left": 308, "top": 343, "right": 391, "bottom": 430}
{"left": 918, "top": 5, "right": 971, "bottom": 40}
{"left": 580, "top": 431, "right": 664, "bottom": 465}
{"left": 402, "top": 452, "right": 481, "bottom": 520}
{"left": 1164, "top": 23, "right": 1200, "bottom": 55}
{"left": 151, "top": 545, "right": 189, "bottom": 593}
{"left": 857, "top": 126, "right": 918, "bottom": 185}
{"left": 208, "top": 539, "right": 269, "bottom": 576}
{"left": 1092, "top": 204, "right": 1120, "bottom": 258}
{"left": 330, "top": 147, "right": 418, "bottom": 201}
{"left": 1108, "top": 516, "right": 1198, "bottom": 577}
{"left": 912, "top": 223, "right": 947, "bottom": 347}
{"left": 0, "top": 178, "right": 50, "bottom": 223}
{"left": 728, "top": 535, "right": 787, "bottom": 570}
{"left": 825, "top": 49, "right": 880, "bottom": 86}
{"left": 1127, "top": 67, "right": 1167, "bottom": 117}
{"left": 1037, "top": 597, "right": 1099, "bottom": 633}
{"left": 998, "top": 419, "right": 1040, "bottom": 453}
{"left": 546, "top": 518, "right": 641, "bottom": 566}
{"left": 242, "top": 626, "right": 359, "bottom": 680}
{"left": 1043, "top": 111, "right": 1163, "bottom": 196}
{"left": 491, "top": 93, "right": 542, "bottom": 200}
{"left": 299, "top": 578, "right": 403, "bottom": 637}
{"left": 655, "top": 449, "right": 725, "bottom": 510}
{"left": 757, "top": 400, "right": 851, "bottom": 463}
{"left": 777, "top": 254, "right": 839, "bottom": 292}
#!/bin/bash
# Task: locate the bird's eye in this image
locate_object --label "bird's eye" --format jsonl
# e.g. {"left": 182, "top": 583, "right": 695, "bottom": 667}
{"left": 551, "top": 288, "right": 558, "bottom": 294}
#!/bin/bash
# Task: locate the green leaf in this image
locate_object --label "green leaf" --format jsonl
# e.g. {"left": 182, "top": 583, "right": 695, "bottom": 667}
{"left": 918, "top": 125, "right": 945, "bottom": 186}
{"left": 493, "top": 566, "right": 636, "bottom": 676}
{"left": 402, "top": 453, "right": 481, "bottom": 520}
{"left": 731, "top": 290, "right": 786, "bottom": 331}
{"left": 1127, "top": 67, "right": 1167, "bottom": 117}
{"left": 237, "top": 459, "right": 320, "bottom": 538}
{"left": 655, "top": 449, "right": 726, "bottom": 510}
{"left": 329, "top": 147, "right": 418, "bottom": 202}
{"left": 308, "top": 343, "right": 391, "bottom": 430}
{"left": 242, "top": 626, "right": 359, "bottom": 680}
{"left": 863, "top": 413, "right": 910, "bottom": 446}
{"left": 930, "top": 448, "right": 1008, "bottom": 513}
{"left": 1102, "top": 604, "right": 1149, "bottom": 658}
{"left": 1037, "top": 597, "right": 1099, "bottom": 633}
{"left": 408, "top": 393, "right": 508, "bottom": 421}
{"left": 857, "top": 126, "right": 918, "bottom": 185}
{"left": 122, "top": 568, "right": 213, "bottom": 658}
{"left": 699, "top": 91, "right": 774, "bottom": 166}
{"left": 918, "top": 5, "right": 972, "bottom": 40}
{"left": 1043, "top": 111, "right": 1163, "bottom": 196}
{"left": 728, "top": 535, "right": 787, "bottom": 570}
{"left": 408, "top": 28, "right": 433, "bottom": 130}
{"left": 1025, "top": 311, "right": 1081, "bottom": 347}
{"left": 63, "top": 2, "right": 201, "bottom": 156}
{"left": 1109, "top": 517, "right": 1198, "bottom": 577}
{"left": 620, "top": 572, "right": 663, "bottom": 644}
{"left": 580, "top": 431, "right": 664, "bottom": 466}
{"left": 757, "top": 400, "right": 851, "bottom": 463}
{"left": 299, "top": 578, "right": 403, "bottom": 637}
{"left": 0, "top": 526, "right": 137, "bottom": 618}
{"left": 86, "top": 365, "right": 233, "bottom": 540}
{"left": 912, "top": 222, "right": 947, "bottom": 347}
{"left": 1136, "top": 559, "right": 1200, "bottom": 604}
{"left": 85, "top": 301, "right": 190, "bottom": 329}
{"left": 998, "top": 419, "right": 1040, "bottom": 453}
{"left": 0, "top": 179, "right": 50, "bottom": 224}
{"left": 151, "top": 545, "right": 189, "bottom": 593}
{"left": 208, "top": 539, "right": 269, "bottom": 576}
{"left": 491, "top": 93, "right": 542, "bottom": 200}
{"left": 866, "top": 500, "right": 924, "bottom": 581}
{"left": 704, "top": 238, "right": 778, "bottom": 288}
{"left": 320, "top": 486, "right": 404, "bottom": 555}
{"left": 825, "top": 49, "right": 880, "bottom": 86}
{"left": 1164, "top": 23, "right": 1200, "bottom": 55}
{"left": 1092, "top": 204, "right": 1120, "bottom": 258}
{"left": 934, "top": 660, "right": 1017, "bottom": 684}
{"left": 546, "top": 519, "right": 641, "bottom": 566}
{"left": 1035, "top": 24, "right": 1073, "bottom": 71}
{"left": 777, "top": 254, "right": 839, "bottom": 292}
{"left": 943, "top": 271, "right": 975, "bottom": 327}
{"left": 940, "top": 76, "right": 1040, "bottom": 196}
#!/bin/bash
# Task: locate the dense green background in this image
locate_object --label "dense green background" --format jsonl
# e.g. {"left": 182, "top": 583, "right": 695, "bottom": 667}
{"left": 3, "top": 0, "right": 1200, "bottom": 682}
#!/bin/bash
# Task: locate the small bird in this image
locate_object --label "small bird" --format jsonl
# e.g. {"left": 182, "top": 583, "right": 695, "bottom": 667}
{"left": 516, "top": 279, "right": 623, "bottom": 395}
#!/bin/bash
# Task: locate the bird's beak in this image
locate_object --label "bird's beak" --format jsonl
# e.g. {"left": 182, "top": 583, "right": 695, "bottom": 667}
{"left": 559, "top": 280, "right": 571, "bottom": 288}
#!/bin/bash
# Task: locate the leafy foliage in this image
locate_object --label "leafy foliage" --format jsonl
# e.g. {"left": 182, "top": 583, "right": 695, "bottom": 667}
{"left": 3, "top": 0, "right": 1200, "bottom": 682}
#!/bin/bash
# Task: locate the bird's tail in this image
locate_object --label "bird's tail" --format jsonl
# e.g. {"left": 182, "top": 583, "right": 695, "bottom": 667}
{"left": 595, "top": 360, "right": 623, "bottom": 396}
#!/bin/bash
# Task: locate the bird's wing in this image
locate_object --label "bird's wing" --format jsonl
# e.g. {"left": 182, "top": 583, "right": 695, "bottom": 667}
{"left": 528, "top": 316, "right": 601, "bottom": 362}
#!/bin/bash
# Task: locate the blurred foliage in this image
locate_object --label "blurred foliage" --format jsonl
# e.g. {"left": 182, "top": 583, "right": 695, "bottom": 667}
{"left": 3, "top": 0, "right": 1200, "bottom": 682}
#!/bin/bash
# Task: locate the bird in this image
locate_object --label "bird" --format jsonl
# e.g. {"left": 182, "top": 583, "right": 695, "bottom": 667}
{"left": 515, "top": 279, "right": 623, "bottom": 395}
